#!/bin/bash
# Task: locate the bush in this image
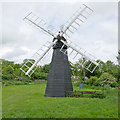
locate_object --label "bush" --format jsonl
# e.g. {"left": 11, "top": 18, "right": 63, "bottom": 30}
{"left": 15, "top": 81, "right": 26, "bottom": 85}
{"left": 99, "top": 72, "right": 118, "bottom": 87}
{"left": 110, "top": 82, "right": 119, "bottom": 87}
{"left": 32, "top": 72, "right": 48, "bottom": 80}
{"left": 2, "top": 80, "right": 13, "bottom": 86}
{"left": 91, "top": 93, "right": 105, "bottom": 99}
{"left": 2, "top": 74, "right": 13, "bottom": 80}
{"left": 2, "top": 80, "right": 28, "bottom": 86}
{"left": 19, "top": 76, "right": 31, "bottom": 82}
{"left": 85, "top": 76, "right": 99, "bottom": 86}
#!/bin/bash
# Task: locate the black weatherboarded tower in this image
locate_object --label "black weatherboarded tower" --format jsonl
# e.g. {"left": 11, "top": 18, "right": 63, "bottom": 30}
{"left": 44, "top": 35, "right": 73, "bottom": 97}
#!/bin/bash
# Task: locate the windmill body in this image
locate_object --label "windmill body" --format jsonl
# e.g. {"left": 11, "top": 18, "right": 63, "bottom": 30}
{"left": 20, "top": 4, "right": 100, "bottom": 97}
{"left": 45, "top": 37, "right": 73, "bottom": 97}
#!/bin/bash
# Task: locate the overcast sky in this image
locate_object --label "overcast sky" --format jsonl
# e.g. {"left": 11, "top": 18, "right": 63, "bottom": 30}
{"left": 0, "top": 2, "right": 118, "bottom": 65}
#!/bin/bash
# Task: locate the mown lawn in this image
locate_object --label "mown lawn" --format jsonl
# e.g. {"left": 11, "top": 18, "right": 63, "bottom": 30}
{"left": 2, "top": 82, "right": 118, "bottom": 118}
{"left": 0, "top": 82, "right": 2, "bottom": 119}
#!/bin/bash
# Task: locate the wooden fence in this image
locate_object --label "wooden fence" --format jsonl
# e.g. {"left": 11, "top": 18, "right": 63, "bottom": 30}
{"left": 65, "top": 91, "right": 105, "bottom": 98}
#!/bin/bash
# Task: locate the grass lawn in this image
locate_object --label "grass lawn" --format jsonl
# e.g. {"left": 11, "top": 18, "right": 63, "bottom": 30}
{"left": 2, "top": 82, "right": 118, "bottom": 118}
{"left": 0, "top": 82, "right": 2, "bottom": 119}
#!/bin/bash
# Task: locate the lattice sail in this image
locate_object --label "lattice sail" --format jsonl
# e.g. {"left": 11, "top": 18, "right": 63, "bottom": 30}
{"left": 62, "top": 4, "right": 93, "bottom": 39}
{"left": 23, "top": 12, "right": 57, "bottom": 37}
{"left": 60, "top": 40, "right": 100, "bottom": 73}
{"left": 20, "top": 40, "right": 57, "bottom": 76}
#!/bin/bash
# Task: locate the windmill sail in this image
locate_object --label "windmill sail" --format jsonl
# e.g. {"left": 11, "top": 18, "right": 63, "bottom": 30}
{"left": 20, "top": 40, "right": 57, "bottom": 76}
{"left": 60, "top": 40, "right": 100, "bottom": 73}
{"left": 21, "top": 4, "right": 99, "bottom": 77}
{"left": 23, "top": 12, "right": 57, "bottom": 37}
{"left": 62, "top": 4, "right": 93, "bottom": 39}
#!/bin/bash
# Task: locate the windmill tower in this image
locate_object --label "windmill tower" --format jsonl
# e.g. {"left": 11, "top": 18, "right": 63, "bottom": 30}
{"left": 20, "top": 4, "right": 100, "bottom": 97}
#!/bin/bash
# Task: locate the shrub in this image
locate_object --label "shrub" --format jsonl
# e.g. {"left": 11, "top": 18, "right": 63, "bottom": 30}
{"left": 111, "top": 82, "right": 119, "bottom": 87}
{"left": 15, "top": 81, "right": 26, "bottom": 85}
{"left": 2, "top": 74, "right": 13, "bottom": 80}
{"left": 99, "top": 72, "right": 118, "bottom": 87}
{"left": 2, "top": 80, "right": 27, "bottom": 86}
{"left": 32, "top": 72, "right": 48, "bottom": 80}
{"left": 19, "top": 76, "right": 31, "bottom": 81}
{"left": 85, "top": 76, "right": 99, "bottom": 86}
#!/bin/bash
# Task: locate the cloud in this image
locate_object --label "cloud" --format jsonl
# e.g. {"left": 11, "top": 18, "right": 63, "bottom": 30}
{"left": 0, "top": 3, "right": 2, "bottom": 52}
{"left": 1, "top": 2, "right": 118, "bottom": 65}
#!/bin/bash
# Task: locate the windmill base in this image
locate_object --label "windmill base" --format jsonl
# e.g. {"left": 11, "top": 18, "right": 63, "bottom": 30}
{"left": 44, "top": 41, "right": 73, "bottom": 97}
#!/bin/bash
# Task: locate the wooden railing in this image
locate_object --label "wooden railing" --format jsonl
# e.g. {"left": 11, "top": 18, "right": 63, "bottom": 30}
{"left": 65, "top": 91, "right": 105, "bottom": 98}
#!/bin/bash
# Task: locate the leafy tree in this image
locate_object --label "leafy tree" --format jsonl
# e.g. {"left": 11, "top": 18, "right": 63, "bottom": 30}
{"left": 13, "top": 68, "right": 22, "bottom": 80}
{"left": 41, "top": 64, "right": 50, "bottom": 73}
{"left": 14, "top": 64, "right": 21, "bottom": 69}
{"left": 2, "top": 65, "right": 14, "bottom": 80}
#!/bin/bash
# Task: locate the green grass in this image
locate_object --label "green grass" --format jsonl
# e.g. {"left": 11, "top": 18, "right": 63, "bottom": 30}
{"left": 0, "top": 82, "right": 2, "bottom": 119}
{"left": 2, "top": 82, "right": 118, "bottom": 118}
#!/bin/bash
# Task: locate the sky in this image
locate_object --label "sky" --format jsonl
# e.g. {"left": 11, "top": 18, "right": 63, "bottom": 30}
{"left": 0, "top": 1, "right": 118, "bottom": 65}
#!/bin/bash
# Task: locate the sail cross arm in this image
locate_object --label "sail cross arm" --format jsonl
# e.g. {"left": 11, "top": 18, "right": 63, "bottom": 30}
{"left": 23, "top": 12, "right": 55, "bottom": 37}
{"left": 20, "top": 40, "right": 57, "bottom": 76}
{"left": 61, "top": 4, "right": 93, "bottom": 39}
{"left": 61, "top": 40, "right": 99, "bottom": 73}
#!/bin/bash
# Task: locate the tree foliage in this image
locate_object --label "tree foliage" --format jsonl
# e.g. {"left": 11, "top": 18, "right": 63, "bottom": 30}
{"left": 1, "top": 58, "right": 119, "bottom": 87}
{"left": 85, "top": 76, "right": 99, "bottom": 86}
{"left": 99, "top": 72, "right": 118, "bottom": 87}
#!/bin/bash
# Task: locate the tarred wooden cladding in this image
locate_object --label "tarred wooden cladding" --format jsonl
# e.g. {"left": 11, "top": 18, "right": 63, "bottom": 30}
{"left": 44, "top": 41, "right": 73, "bottom": 97}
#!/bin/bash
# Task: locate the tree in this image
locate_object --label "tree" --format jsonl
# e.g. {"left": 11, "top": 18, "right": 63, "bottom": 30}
{"left": 13, "top": 68, "right": 22, "bottom": 80}
{"left": 1, "top": 57, "right": 119, "bottom": 86}
{"left": 2, "top": 65, "right": 14, "bottom": 80}
{"left": 41, "top": 64, "right": 50, "bottom": 73}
